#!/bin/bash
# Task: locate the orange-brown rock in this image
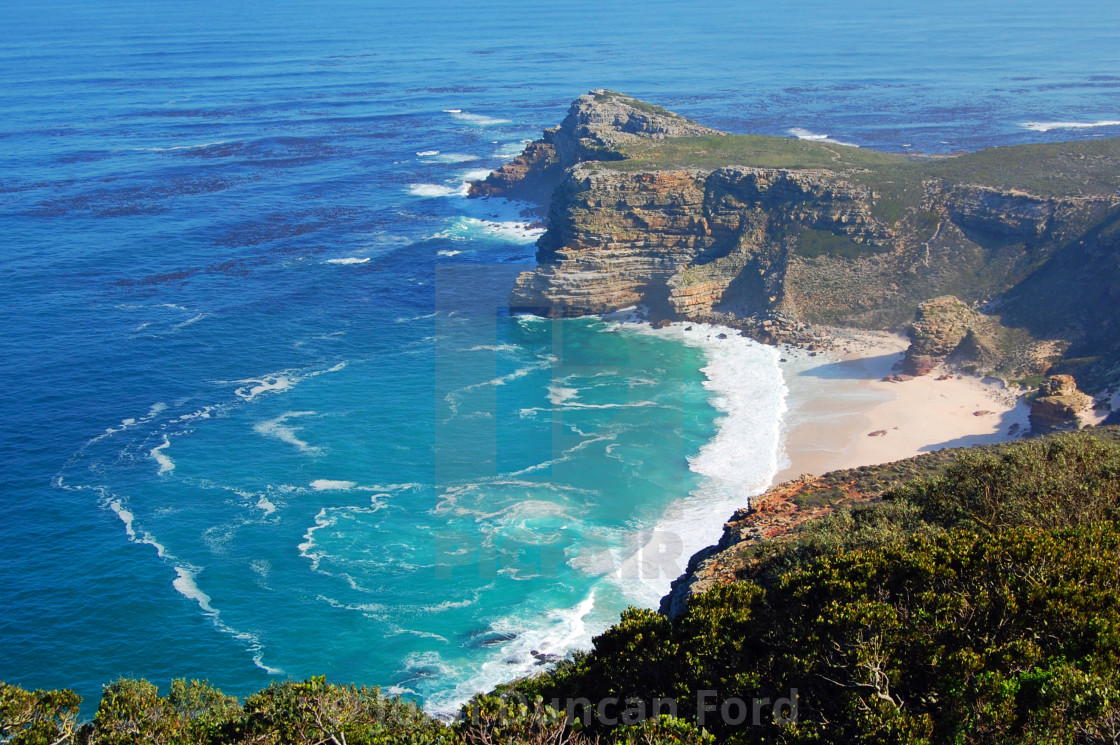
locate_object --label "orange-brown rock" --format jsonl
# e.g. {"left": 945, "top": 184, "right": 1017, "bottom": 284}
{"left": 1029, "top": 374, "right": 1093, "bottom": 435}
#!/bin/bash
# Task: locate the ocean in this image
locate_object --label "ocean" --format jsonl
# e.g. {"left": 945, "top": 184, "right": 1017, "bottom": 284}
{"left": 2, "top": 0, "right": 1119, "bottom": 717}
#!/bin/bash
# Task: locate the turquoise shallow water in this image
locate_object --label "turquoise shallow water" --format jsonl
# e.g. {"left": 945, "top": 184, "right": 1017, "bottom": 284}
{"left": 2, "top": 0, "right": 1120, "bottom": 716}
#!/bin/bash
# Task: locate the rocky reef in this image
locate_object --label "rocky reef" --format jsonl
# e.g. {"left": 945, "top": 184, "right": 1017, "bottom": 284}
{"left": 471, "top": 90, "right": 1120, "bottom": 388}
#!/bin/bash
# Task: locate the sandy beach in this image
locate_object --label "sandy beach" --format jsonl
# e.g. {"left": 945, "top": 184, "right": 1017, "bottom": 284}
{"left": 771, "top": 331, "right": 1032, "bottom": 485}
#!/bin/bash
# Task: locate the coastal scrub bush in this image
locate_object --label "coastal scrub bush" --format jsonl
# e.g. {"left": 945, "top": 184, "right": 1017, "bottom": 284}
{"left": 516, "top": 522, "right": 1120, "bottom": 744}
{"left": 891, "top": 432, "right": 1120, "bottom": 531}
{"left": 0, "top": 682, "right": 81, "bottom": 745}
{"left": 242, "top": 677, "right": 451, "bottom": 745}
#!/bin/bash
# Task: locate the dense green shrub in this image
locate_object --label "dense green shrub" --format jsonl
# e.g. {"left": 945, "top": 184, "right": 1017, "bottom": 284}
{"left": 891, "top": 432, "right": 1120, "bottom": 531}
{"left": 520, "top": 524, "right": 1120, "bottom": 744}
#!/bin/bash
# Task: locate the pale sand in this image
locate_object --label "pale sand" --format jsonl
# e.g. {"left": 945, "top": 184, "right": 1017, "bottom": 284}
{"left": 771, "top": 331, "right": 1031, "bottom": 485}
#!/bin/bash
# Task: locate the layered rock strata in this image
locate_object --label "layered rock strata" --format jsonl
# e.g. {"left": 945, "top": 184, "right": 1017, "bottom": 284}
{"left": 903, "top": 296, "right": 1002, "bottom": 375}
{"left": 1029, "top": 375, "right": 1093, "bottom": 435}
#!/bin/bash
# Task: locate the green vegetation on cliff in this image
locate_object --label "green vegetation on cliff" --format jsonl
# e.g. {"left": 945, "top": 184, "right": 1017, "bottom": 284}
{"left": 601, "top": 134, "right": 907, "bottom": 172}
{"left": 507, "top": 430, "right": 1120, "bottom": 744}
{"left": 602, "top": 130, "right": 1120, "bottom": 201}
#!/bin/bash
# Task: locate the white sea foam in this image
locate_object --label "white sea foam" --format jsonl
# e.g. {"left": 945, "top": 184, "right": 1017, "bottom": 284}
{"left": 107, "top": 497, "right": 168, "bottom": 557}
{"left": 299, "top": 499, "right": 393, "bottom": 578}
{"left": 171, "top": 565, "right": 284, "bottom": 675}
{"left": 460, "top": 167, "right": 494, "bottom": 182}
{"left": 310, "top": 479, "right": 356, "bottom": 491}
{"left": 496, "top": 140, "right": 530, "bottom": 157}
{"left": 547, "top": 384, "right": 579, "bottom": 405}
{"left": 423, "top": 591, "right": 599, "bottom": 720}
{"left": 229, "top": 363, "right": 345, "bottom": 402}
{"left": 1022, "top": 119, "right": 1120, "bottom": 132}
{"left": 298, "top": 509, "right": 333, "bottom": 571}
{"left": 174, "top": 404, "right": 218, "bottom": 424}
{"left": 788, "top": 127, "right": 860, "bottom": 148}
{"left": 234, "top": 376, "right": 294, "bottom": 401}
{"left": 424, "top": 152, "right": 480, "bottom": 163}
{"left": 465, "top": 344, "right": 519, "bottom": 353}
{"left": 325, "top": 257, "right": 370, "bottom": 265}
{"left": 173, "top": 313, "right": 207, "bottom": 329}
{"left": 447, "top": 111, "right": 510, "bottom": 126}
{"left": 409, "top": 183, "right": 468, "bottom": 198}
{"left": 173, "top": 566, "right": 217, "bottom": 614}
{"left": 139, "top": 140, "right": 227, "bottom": 152}
{"left": 609, "top": 321, "right": 787, "bottom": 607}
{"left": 416, "top": 150, "right": 440, "bottom": 156}
{"left": 444, "top": 355, "right": 554, "bottom": 417}
{"left": 150, "top": 434, "right": 175, "bottom": 474}
{"left": 254, "top": 411, "right": 322, "bottom": 454}
{"left": 109, "top": 499, "right": 138, "bottom": 541}
{"left": 437, "top": 249, "right": 462, "bottom": 257}
{"left": 395, "top": 311, "right": 439, "bottom": 323}
{"left": 434, "top": 216, "right": 544, "bottom": 244}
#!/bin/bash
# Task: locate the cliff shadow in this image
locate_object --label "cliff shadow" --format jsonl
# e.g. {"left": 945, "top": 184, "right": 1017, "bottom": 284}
{"left": 796, "top": 352, "right": 903, "bottom": 382}
{"left": 918, "top": 402, "right": 1030, "bottom": 453}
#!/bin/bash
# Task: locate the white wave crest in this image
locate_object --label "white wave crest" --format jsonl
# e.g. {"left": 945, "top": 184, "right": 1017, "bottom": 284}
{"left": 409, "top": 183, "right": 468, "bottom": 198}
{"left": 1022, "top": 119, "right": 1120, "bottom": 132}
{"left": 610, "top": 321, "right": 787, "bottom": 607}
{"left": 788, "top": 127, "right": 860, "bottom": 148}
{"left": 423, "top": 152, "right": 480, "bottom": 163}
{"left": 447, "top": 111, "right": 510, "bottom": 126}
{"left": 423, "top": 591, "right": 598, "bottom": 720}
{"left": 434, "top": 216, "right": 544, "bottom": 245}
{"left": 309, "top": 479, "right": 356, "bottom": 491}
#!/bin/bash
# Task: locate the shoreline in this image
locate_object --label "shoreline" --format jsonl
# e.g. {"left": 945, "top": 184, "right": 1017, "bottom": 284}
{"left": 772, "top": 329, "right": 1030, "bottom": 487}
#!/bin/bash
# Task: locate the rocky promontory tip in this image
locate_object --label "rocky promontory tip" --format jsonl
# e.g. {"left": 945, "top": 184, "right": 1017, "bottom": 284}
{"left": 468, "top": 89, "right": 723, "bottom": 204}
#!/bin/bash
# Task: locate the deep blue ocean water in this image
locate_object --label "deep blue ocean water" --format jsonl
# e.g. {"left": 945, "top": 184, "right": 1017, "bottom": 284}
{"left": 2, "top": 0, "right": 1119, "bottom": 716}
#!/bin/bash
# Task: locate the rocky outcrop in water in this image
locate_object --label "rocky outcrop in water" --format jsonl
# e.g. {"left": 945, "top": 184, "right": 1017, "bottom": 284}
{"left": 1029, "top": 375, "right": 1093, "bottom": 435}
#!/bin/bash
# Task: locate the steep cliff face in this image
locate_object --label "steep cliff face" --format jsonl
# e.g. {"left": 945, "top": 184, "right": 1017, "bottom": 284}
{"left": 474, "top": 91, "right": 1120, "bottom": 384}
{"left": 509, "top": 164, "right": 898, "bottom": 320}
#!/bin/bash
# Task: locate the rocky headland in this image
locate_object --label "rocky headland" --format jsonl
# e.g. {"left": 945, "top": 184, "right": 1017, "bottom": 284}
{"left": 471, "top": 89, "right": 1120, "bottom": 391}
